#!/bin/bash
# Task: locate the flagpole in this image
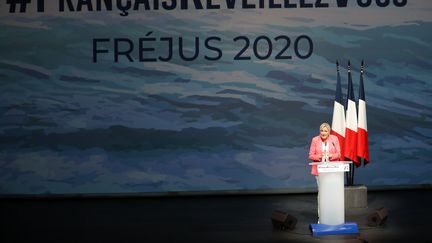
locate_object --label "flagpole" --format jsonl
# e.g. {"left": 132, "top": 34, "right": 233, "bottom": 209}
{"left": 344, "top": 60, "right": 358, "bottom": 186}
{"left": 347, "top": 60, "right": 351, "bottom": 186}
{"left": 346, "top": 163, "right": 351, "bottom": 186}
{"left": 348, "top": 163, "right": 352, "bottom": 186}
{"left": 334, "top": 60, "right": 350, "bottom": 187}
{"left": 350, "top": 60, "right": 365, "bottom": 186}
{"left": 341, "top": 60, "right": 350, "bottom": 186}
{"left": 358, "top": 60, "right": 370, "bottom": 167}
{"left": 348, "top": 60, "right": 352, "bottom": 187}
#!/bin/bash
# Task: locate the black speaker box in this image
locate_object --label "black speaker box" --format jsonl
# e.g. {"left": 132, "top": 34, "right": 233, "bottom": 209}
{"left": 367, "top": 207, "right": 388, "bottom": 227}
{"left": 271, "top": 210, "right": 297, "bottom": 230}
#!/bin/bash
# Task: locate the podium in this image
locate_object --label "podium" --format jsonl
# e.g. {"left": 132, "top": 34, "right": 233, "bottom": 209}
{"left": 308, "top": 161, "right": 359, "bottom": 236}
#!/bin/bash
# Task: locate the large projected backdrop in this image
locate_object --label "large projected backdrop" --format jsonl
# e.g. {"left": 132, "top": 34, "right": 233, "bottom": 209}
{"left": 0, "top": 0, "right": 431, "bottom": 194}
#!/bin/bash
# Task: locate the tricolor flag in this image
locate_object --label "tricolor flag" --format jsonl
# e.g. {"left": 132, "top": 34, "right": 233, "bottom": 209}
{"left": 344, "top": 61, "right": 359, "bottom": 165}
{"left": 357, "top": 61, "right": 370, "bottom": 165}
{"left": 331, "top": 61, "right": 345, "bottom": 160}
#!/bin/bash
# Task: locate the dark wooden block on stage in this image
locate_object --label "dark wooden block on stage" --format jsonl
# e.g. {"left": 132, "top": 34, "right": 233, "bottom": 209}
{"left": 271, "top": 210, "right": 297, "bottom": 231}
{"left": 367, "top": 207, "right": 388, "bottom": 227}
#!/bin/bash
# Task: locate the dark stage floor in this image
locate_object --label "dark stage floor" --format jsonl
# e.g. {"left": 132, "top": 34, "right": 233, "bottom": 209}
{"left": 1, "top": 189, "right": 431, "bottom": 243}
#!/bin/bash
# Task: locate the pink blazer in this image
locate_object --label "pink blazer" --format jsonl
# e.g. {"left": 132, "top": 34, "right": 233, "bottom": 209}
{"left": 308, "top": 134, "right": 341, "bottom": 176}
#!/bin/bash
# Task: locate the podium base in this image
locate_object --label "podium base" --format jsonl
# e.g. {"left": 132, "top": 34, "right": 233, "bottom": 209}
{"left": 309, "top": 222, "right": 359, "bottom": 236}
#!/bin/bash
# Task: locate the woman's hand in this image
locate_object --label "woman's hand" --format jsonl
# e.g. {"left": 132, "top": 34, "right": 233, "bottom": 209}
{"left": 321, "top": 151, "right": 328, "bottom": 160}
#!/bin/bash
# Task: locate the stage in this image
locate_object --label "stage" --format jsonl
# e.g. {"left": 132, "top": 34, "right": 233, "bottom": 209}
{"left": 1, "top": 188, "right": 430, "bottom": 243}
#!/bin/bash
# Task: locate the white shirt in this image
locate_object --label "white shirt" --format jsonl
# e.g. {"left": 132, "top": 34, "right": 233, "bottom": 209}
{"left": 321, "top": 141, "right": 329, "bottom": 162}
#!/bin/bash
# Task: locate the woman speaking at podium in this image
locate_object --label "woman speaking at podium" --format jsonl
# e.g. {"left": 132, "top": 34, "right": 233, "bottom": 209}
{"left": 308, "top": 122, "right": 341, "bottom": 222}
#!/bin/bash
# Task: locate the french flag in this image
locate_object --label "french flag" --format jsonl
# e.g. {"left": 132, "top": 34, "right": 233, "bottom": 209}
{"left": 344, "top": 61, "right": 359, "bottom": 165}
{"left": 331, "top": 61, "right": 345, "bottom": 160}
{"left": 357, "top": 61, "right": 370, "bottom": 165}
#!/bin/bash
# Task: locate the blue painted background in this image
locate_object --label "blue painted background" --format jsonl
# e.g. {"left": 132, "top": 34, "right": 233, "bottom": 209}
{"left": 0, "top": 1, "right": 431, "bottom": 194}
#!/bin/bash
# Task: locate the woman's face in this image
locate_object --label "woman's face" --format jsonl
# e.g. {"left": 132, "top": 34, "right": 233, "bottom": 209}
{"left": 320, "top": 127, "right": 329, "bottom": 140}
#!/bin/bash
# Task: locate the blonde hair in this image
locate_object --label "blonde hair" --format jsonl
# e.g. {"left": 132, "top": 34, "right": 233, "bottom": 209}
{"left": 320, "top": 123, "right": 331, "bottom": 132}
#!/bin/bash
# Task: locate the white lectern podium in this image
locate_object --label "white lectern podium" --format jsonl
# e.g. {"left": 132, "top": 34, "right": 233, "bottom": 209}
{"left": 308, "top": 161, "right": 359, "bottom": 236}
